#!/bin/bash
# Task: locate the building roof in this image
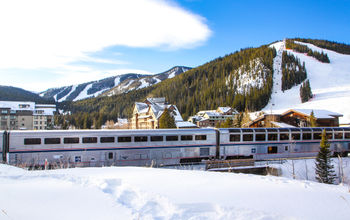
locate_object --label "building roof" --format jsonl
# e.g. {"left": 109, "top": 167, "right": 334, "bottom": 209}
{"left": 270, "top": 121, "right": 296, "bottom": 128}
{"left": 135, "top": 102, "right": 149, "bottom": 114}
{"left": 283, "top": 109, "right": 343, "bottom": 119}
{"left": 0, "top": 101, "right": 35, "bottom": 111}
{"left": 146, "top": 97, "right": 165, "bottom": 104}
{"left": 217, "top": 107, "right": 234, "bottom": 113}
{"left": 176, "top": 121, "right": 197, "bottom": 128}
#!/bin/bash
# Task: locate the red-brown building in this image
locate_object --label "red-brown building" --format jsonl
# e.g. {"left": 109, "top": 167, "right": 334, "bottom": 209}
{"left": 248, "top": 109, "right": 343, "bottom": 128}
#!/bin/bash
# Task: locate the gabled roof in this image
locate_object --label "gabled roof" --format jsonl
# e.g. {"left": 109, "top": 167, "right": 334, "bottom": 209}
{"left": 176, "top": 121, "right": 197, "bottom": 128}
{"left": 283, "top": 109, "right": 343, "bottom": 119}
{"left": 135, "top": 102, "right": 148, "bottom": 114}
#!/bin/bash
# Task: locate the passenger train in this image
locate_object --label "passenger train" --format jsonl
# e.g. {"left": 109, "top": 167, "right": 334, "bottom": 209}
{"left": 1, "top": 127, "right": 350, "bottom": 168}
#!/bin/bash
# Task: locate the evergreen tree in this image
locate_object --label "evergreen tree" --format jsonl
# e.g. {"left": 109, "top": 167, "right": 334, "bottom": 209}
{"left": 158, "top": 108, "right": 176, "bottom": 128}
{"left": 222, "top": 118, "right": 233, "bottom": 128}
{"left": 309, "top": 110, "right": 317, "bottom": 127}
{"left": 315, "top": 129, "right": 336, "bottom": 184}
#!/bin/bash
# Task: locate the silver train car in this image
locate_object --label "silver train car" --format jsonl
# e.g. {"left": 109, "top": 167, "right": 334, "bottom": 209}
{"left": 219, "top": 127, "right": 350, "bottom": 160}
{"left": 1, "top": 127, "right": 350, "bottom": 168}
{"left": 3, "top": 129, "right": 217, "bottom": 168}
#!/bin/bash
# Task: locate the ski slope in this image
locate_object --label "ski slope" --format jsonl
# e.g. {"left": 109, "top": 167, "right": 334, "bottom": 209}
{"left": 264, "top": 41, "right": 350, "bottom": 124}
{"left": 1, "top": 163, "right": 350, "bottom": 220}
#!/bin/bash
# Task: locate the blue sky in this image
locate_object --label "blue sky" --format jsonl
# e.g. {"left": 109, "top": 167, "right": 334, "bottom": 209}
{"left": 1, "top": 0, "right": 349, "bottom": 92}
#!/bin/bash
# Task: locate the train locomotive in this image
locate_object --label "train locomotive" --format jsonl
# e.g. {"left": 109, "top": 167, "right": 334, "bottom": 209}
{"left": 1, "top": 127, "right": 350, "bottom": 168}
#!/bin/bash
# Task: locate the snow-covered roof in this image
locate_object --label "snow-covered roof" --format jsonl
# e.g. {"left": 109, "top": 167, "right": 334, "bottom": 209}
{"left": 217, "top": 107, "right": 231, "bottom": 113}
{"left": 146, "top": 97, "right": 165, "bottom": 104}
{"left": 176, "top": 121, "right": 197, "bottom": 128}
{"left": 0, "top": 101, "right": 35, "bottom": 111}
{"left": 284, "top": 109, "right": 343, "bottom": 119}
{"left": 135, "top": 102, "right": 149, "bottom": 114}
{"left": 270, "top": 121, "right": 296, "bottom": 128}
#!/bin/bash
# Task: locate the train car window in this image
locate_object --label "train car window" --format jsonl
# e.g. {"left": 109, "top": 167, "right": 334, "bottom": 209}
{"left": 195, "top": 135, "right": 207, "bottom": 141}
{"left": 108, "top": 152, "right": 113, "bottom": 159}
{"left": 267, "top": 128, "right": 277, "bottom": 132}
{"left": 200, "top": 148, "right": 210, "bottom": 156}
{"left": 302, "top": 133, "right": 312, "bottom": 140}
{"left": 181, "top": 135, "right": 193, "bottom": 141}
{"left": 254, "top": 128, "right": 266, "bottom": 132}
{"left": 229, "top": 129, "right": 241, "bottom": 133}
{"left": 64, "top": 137, "right": 79, "bottom": 144}
{"left": 280, "top": 133, "right": 289, "bottom": 141}
{"left": 151, "top": 136, "right": 163, "bottom": 142}
{"left": 301, "top": 128, "right": 311, "bottom": 131}
{"left": 251, "top": 148, "right": 256, "bottom": 153}
{"left": 242, "top": 129, "right": 253, "bottom": 133}
{"left": 285, "top": 146, "right": 289, "bottom": 151}
{"left": 100, "top": 137, "right": 115, "bottom": 143}
{"left": 313, "top": 133, "right": 322, "bottom": 140}
{"left": 333, "top": 128, "right": 344, "bottom": 131}
{"left": 255, "top": 134, "right": 266, "bottom": 141}
{"left": 24, "top": 138, "right": 41, "bottom": 145}
{"left": 268, "top": 146, "right": 278, "bottom": 154}
{"left": 230, "top": 134, "right": 240, "bottom": 142}
{"left": 82, "top": 137, "right": 97, "bottom": 143}
{"left": 118, "top": 136, "right": 132, "bottom": 142}
{"left": 134, "top": 136, "right": 148, "bottom": 142}
{"left": 243, "top": 134, "right": 253, "bottom": 141}
{"left": 290, "top": 128, "right": 301, "bottom": 132}
{"left": 345, "top": 133, "right": 350, "bottom": 139}
{"left": 334, "top": 132, "right": 343, "bottom": 139}
{"left": 326, "top": 132, "right": 333, "bottom": 139}
{"left": 268, "top": 134, "right": 277, "bottom": 141}
{"left": 291, "top": 133, "right": 301, "bottom": 140}
{"left": 166, "top": 135, "right": 178, "bottom": 141}
{"left": 75, "top": 156, "right": 81, "bottom": 163}
{"left": 279, "top": 128, "right": 289, "bottom": 132}
{"left": 44, "top": 138, "right": 60, "bottom": 144}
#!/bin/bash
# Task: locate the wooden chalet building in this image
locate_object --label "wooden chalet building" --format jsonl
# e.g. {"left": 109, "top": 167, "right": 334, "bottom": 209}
{"left": 131, "top": 97, "right": 196, "bottom": 129}
{"left": 248, "top": 109, "right": 343, "bottom": 128}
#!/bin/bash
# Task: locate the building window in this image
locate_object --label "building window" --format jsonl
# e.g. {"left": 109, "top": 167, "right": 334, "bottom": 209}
{"left": 1, "top": 110, "right": 8, "bottom": 114}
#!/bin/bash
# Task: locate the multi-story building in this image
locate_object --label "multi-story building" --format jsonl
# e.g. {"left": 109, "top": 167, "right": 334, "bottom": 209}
{"left": 132, "top": 97, "right": 196, "bottom": 129}
{"left": 0, "top": 101, "right": 56, "bottom": 130}
{"left": 188, "top": 107, "right": 238, "bottom": 128}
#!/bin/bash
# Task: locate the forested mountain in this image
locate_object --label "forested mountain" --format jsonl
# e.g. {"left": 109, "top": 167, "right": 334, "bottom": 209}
{"left": 0, "top": 86, "right": 54, "bottom": 103}
{"left": 58, "top": 45, "right": 276, "bottom": 127}
{"left": 56, "top": 38, "right": 350, "bottom": 128}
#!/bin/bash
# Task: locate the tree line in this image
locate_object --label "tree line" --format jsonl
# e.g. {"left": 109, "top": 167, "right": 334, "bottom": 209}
{"left": 281, "top": 52, "right": 307, "bottom": 91}
{"left": 285, "top": 39, "right": 330, "bottom": 63}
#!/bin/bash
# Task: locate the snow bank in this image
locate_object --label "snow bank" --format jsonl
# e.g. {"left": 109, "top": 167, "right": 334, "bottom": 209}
{"left": 1, "top": 164, "right": 350, "bottom": 219}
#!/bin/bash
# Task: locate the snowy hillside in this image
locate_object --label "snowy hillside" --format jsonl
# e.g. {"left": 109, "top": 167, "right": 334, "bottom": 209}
{"left": 264, "top": 40, "right": 350, "bottom": 124}
{"left": 39, "top": 66, "right": 190, "bottom": 102}
{"left": 103, "top": 66, "right": 191, "bottom": 97}
{"left": 0, "top": 163, "right": 349, "bottom": 220}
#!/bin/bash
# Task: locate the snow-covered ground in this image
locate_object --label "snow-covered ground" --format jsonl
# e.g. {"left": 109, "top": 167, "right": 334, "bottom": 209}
{"left": 264, "top": 41, "right": 350, "bottom": 124}
{"left": 1, "top": 161, "right": 350, "bottom": 220}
